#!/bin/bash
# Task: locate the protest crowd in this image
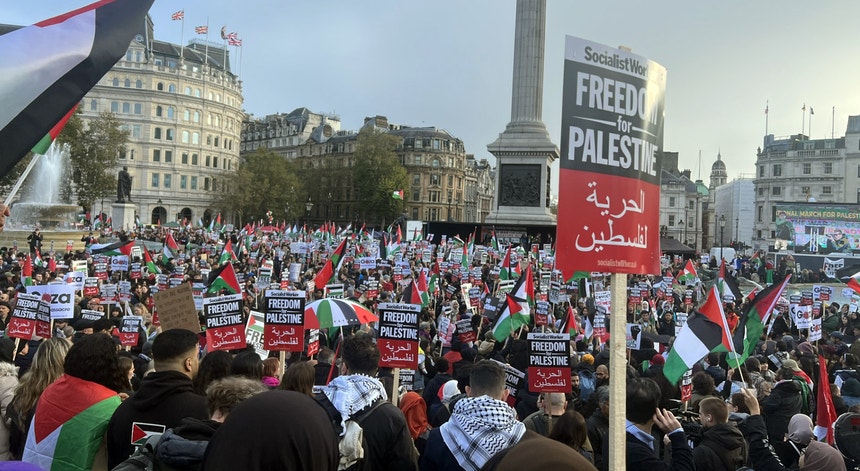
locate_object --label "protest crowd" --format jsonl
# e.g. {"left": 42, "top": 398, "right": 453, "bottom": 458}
{"left": 0, "top": 219, "right": 855, "bottom": 471}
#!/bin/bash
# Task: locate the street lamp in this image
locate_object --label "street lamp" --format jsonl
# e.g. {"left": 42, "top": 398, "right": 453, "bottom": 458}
{"left": 305, "top": 196, "right": 313, "bottom": 227}
{"left": 735, "top": 216, "right": 739, "bottom": 248}
{"left": 719, "top": 214, "right": 726, "bottom": 261}
{"left": 677, "top": 218, "right": 684, "bottom": 242}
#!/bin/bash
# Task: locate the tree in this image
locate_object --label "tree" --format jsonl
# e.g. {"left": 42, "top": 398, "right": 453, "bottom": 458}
{"left": 217, "top": 148, "right": 305, "bottom": 225}
{"left": 352, "top": 128, "right": 408, "bottom": 227}
{"left": 59, "top": 110, "right": 129, "bottom": 213}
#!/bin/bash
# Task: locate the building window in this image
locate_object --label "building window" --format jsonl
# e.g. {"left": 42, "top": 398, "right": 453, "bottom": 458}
{"left": 168, "top": 84, "right": 176, "bottom": 93}
{"left": 165, "top": 150, "right": 172, "bottom": 163}
{"left": 122, "top": 102, "right": 130, "bottom": 114}
{"left": 757, "top": 205, "right": 763, "bottom": 222}
{"left": 803, "top": 163, "right": 811, "bottom": 175}
{"left": 194, "top": 111, "right": 200, "bottom": 123}
{"left": 152, "top": 150, "right": 160, "bottom": 162}
{"left": 205, "top": 155, "right": 210, "bottom": 167}
{"left": 190, "top": 176, "right": 197, "bottom": 190}
{"left": 184, "top": 86, "right": 192, "bottom": 95}
{"left": 447, "top": 175, "right": 454, "bottom": 186}
{"left": 181, "top": 131, "right": 189, "bottom": 143}
{"left": 182, "top": 153, "right": 188, "bottom": 164}
{"left": 429, "top": 191, "right": 439, "bottom": 203}
{"left": 192, "top": 154, "right": 198, "bottom": 165}
{"left": 90, "top": 99, "right": 97, "bottom": 111}
{"left": 823, "top": 186, "right": 832, "bottom": 195}
{"left": 112, "top": 78, "right": 119, "bottom": 87}
{"left": 759, "top": 166, "right": 764, "bottom": 177}
{"left": 156, "top": 106, "right": 163, "bottom": 117}
{"left": 430, "top": 174, "right": 440, "bottom": 185}
{"left": 151, "top": 174, "right": 159, "bottom": 187}
{"left": 412, "top": 208, "right": 419, "bottom": 219}
{"left": 758, "top": 187, "right": 765, "bottom": 196}
{"left": 136, "top": 79, "right": 142, "bottom": 89}
{"left": 157, "top": 82, "right": 164, "bottom": 91}
{"left": 163, "top": 174, "right": 171, "bottom": 188}
{"left": 773, "top": 164, "right": 782, "bottom": 177}
{"left": 688, "top": 200, "right": 694, "bottom": 210}
{"left": 180, "top": 175, "right": 187, "bottom": 189}
{"left": 166, "top": 129, "right": 174, "bottom": 141}
{"left": 192, "top": 133, "right": 199, "bottom": 145}
{"left": 183, "top": 110, "right": 190, "bottom": 121}
{"left": 167, "top": 107, "right": 175, "bottom": 119}
{"left": 154, "top": 128, "right": 162, "bottom": 139}
{"left": 413, "top": 174, "right": 420, "bottom": 186}
{"left": 824, "top": 162, "right": 833, "bottom": 174}
{"left": 414, "top": 155, "right": 422, "bottom": 165}
{"left": 132, "top": 125, "right": 141, "bottom": 138}
{"left": 669, "top": 197, "right": 675, "bottom": 207}
{"left": 133, "top": 103, "right": 142, "bottom": 115}
{"left": 412, "top": 189, "right": 420, "bottom": 201}
{"left": 668, "top": 215, "right": 675, "bottom": 226}
{"left": 801, "top": 186, "right": 810, "bottom": 196}
{"left": 772, "top": 187, "right": 781, "bottom": 196}
{"left": 204, "top": 177, "right": 210, "bottom": 191}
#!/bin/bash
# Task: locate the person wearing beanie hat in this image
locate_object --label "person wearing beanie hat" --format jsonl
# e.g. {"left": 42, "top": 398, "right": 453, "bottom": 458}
{"left": 0, "top": 337, "right": 19, "bottom": 459}
{"left": 581, "top": 354, "right": 594, "bottom": 365}
{"left": 650, "top": 354, "right": 665, "bottom": 366}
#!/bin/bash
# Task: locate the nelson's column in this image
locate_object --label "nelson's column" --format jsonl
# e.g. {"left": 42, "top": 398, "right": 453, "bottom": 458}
{"left": 486, "top": 0, "right": 558, "bottom": 226}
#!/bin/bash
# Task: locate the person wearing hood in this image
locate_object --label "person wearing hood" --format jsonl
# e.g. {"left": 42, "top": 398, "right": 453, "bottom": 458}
{"left": 693, "top": 397, "right": 747, "bottom": 471}
{"left": 106, "top": 329, "right": 208, "bottom": 468}
{"left": 430, "top": 379, "right": 462, "bottom": 427}
{"left": 762, "top": 367, "right": 803, "bottom": 443}
{"left": 154, "top": 376, "right": 267, "bottom": 470}
{"left": 772, "top": 414, "right": 813, "bottom": 469}
{"left": 841, "top": 377, "right": 860, "bottom": 408}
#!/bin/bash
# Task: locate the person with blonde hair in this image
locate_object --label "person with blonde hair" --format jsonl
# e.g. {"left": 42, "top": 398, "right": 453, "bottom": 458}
{"left": 7, "top": 338, "right": 70, "bottom": 459}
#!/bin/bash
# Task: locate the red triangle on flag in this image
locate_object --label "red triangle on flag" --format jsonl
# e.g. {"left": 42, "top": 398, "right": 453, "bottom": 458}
{"left": 131, "top": 423, "right": 147, "bottom": 444}
{"left": 505, "top": 294, "right": 523, "bottom": 316}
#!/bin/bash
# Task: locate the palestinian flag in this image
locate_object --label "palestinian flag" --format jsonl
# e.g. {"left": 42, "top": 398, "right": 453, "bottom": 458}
{"left": 491, "top": 294, "right": 530, "bottom": 341}
{"left": 512, "top": 264, "right": 535, "bottom": 308}
{"left": 32, "top": 106, "right": 77, "bottom": 155}
{"left": 142, "top": 248, "right": 160, "bottom": 275}
{"left": 663, "top": 286, "right": 729, "bottom": 385}
{"left": 392, "top": 189, "right": 404, "bottom": 200}
{"left": 727, "top": 275, "right": 790, "bottom": 369}
{"left": 490, "top": 227, "right": 500, "bottom": 252}
{"left": 835, "top": 264, "right": 860, "bottom": 296}
{"left": 22, "top": 374, "right": 121, "bottom": 471}
{"left": 417, "top": 269, "right": 430, "bottom": 307}
{"left": 400, "top": 279, "right": 422, "bottom": 305}
{"left": 676, "top": 259, "right": 699, "bottom": 286}
{"left": 162, "top": 232, "right": 179, "bottom": 260}
{"left": 559, "top": 304, "right": 579, "bottom": 337}
{"left": 218, "top": 239, "right": 238, "bottom": 265}
{"left": 90, "top": 240, "right": 133, "bottom": 257}
{"left": 0, "top": 0, "right": 155, "bottom": 176}
{"left": 814, "top": 353, "right": 838, "bottom": 444}
{"left": 717, "top": 260, "right": 743, "bottom": 303}
{"left": 206, "top": 262, "right": 241, "bottom": 294}
{"left": 22, "top": 254, "right": 34, "bottom": 286}
{"left": 499, "top": 245, "right": 514, "bottom": 281}
{"left": 313, "top": 237, "right": 347, "bottom": 290}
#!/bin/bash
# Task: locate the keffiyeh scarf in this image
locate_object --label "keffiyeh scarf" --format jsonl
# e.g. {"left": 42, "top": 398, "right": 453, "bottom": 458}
{"left": 323, "top": 374, "right": 388, "bottom": 434}
{"left": 439, "top": 395, "right": 525, "bottom": 471}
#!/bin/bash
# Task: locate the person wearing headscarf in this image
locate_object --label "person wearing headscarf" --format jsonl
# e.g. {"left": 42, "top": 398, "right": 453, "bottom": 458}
{"left": 841, "top": 378, "right": 860, "bottom": 408}
{"left": 399, "top": 391, "right": 430, "bottom": 454}
{"left": 201, "top": 390, "right": 338, "bottom": 471}
{"left": 772, "top": 414, "right": 813, "bottom": 468}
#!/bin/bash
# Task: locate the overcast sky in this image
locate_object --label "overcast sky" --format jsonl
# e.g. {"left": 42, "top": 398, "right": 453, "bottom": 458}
{"left": 8, "top": 1, "right": 860, "bottom": 194}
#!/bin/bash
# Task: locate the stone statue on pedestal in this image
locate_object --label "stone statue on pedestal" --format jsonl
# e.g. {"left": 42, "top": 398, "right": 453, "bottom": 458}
{"left": 117, "top": 166, "right": 132, "bottom": 203}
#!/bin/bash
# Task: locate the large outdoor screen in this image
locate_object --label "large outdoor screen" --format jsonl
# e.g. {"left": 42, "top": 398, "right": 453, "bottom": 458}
{"left": 773, "top": 203, "right": 860, "bottom": 255}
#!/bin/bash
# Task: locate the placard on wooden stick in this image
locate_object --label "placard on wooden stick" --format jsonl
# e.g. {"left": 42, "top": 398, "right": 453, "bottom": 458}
{"left": 153, "top": 283, "right": 201, "bottom": 333}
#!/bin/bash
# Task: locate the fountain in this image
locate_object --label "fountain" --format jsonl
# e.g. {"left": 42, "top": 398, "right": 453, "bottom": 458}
{"left": 9, "top": 143, "right": 80, "bottom": 230}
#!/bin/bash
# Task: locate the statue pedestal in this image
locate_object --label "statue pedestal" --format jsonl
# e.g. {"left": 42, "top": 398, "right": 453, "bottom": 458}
{"left": 111, "top": 203, "right": 136, "bottom": 231}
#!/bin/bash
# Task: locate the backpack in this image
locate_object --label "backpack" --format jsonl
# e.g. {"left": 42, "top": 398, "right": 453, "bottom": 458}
{"left": 578, "top": 369, "right": 596, "bottom": 402}
{"left": 111, "top": 433, "right": 162, "bottom": 471}
{"left": 315, "top": 393, "right": 385, "bottom": 471}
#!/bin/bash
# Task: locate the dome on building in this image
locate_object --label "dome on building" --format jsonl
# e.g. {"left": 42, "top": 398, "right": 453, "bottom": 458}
{"left": 709, "top": 152, "right": 727, "bottom": 189}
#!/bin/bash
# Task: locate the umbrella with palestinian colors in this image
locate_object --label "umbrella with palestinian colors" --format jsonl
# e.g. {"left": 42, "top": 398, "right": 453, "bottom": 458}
{"left": 305, "top": 298, "right": 378, "bottom": 329}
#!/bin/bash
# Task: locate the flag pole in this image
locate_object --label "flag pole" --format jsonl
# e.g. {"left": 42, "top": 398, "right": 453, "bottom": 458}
{"left": 179, "top": 14, "right": 185, "bottom": 66}
{"left": 809, "top": 107, "right": 814, "bottom": 138}
{"left": 608, "top": 273, "right": 627, "bottom": 471}
{"left": 764, "top": 100, "right": 769, "bottom": 136}
{"left": 831, "top": 106, "right": 835, "bottom": 139}
{"left": 801, "top": 103, "right": 806, "bottom": 136}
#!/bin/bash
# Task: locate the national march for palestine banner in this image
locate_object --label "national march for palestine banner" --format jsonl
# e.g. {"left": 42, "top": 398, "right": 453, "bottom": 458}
{"left": 527, "top": 332, "right": 571, "bottom": 393}
{"left": 204, "top": 294, "right": 245, "bottom": 351}
{"left": 377, "top": 302, "right": 420, "bottom": 369}
{"left": 263, "top": 290, "right": 306, "bottom": 351}
{"left": 556, "top": 36, "right": 666, "bottom": 276}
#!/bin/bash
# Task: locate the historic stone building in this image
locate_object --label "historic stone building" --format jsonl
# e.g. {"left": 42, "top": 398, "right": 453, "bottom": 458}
{"left": 79, "top": 15, "right": 243, "bottom": 227}
{"left": 241, "top": 111, "right": 495, "bottom": 226}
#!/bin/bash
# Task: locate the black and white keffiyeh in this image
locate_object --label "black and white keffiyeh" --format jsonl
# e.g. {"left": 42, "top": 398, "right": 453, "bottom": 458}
{"left": 322, "top": 374, "right": 388, "bottom": 433}
{"left": 439, "top": 395, "right": 525, "bottom": 471}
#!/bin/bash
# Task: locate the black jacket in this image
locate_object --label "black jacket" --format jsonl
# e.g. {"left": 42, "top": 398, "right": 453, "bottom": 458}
{"left": 761, "top": 380, "right": 802, "bottom": 443}
{"left": 357, "top": 401, "right": 418, "bottom": 471}
{"left": 613, "top": 429, "right": 694, "bottom": 471}
{"left": 744, "top": 414, "right": 792, "bottom": 471}
{"left": 419, "top": 427, "right": 460, "bottom": 471}
{"left": 422, "top": 372, "right": 451, "bottom": 414}
{"left": 586, "top": 408, "right": 609, "bottom": 470}
{"left": 313, "top": 361, "right": 338, "bottom": 386}
{"left": 154, "top": 417, "right": 220, "bottom": 471}
{"left": 106, "top": 370, "right": 208, "bottom": 469}
{"left": 692, "top": 422, "right": 748, "bottom": 471}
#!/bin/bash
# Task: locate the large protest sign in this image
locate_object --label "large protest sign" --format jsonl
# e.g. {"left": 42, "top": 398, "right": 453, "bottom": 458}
{"left": 456, "top": 318, "right": 476, "bottom": 343}
{"left": 153, "top": 283, "right": 201, "bottom": 333}
{"left": 119, "top": 316, "right": 143, "bottom": 347}
{"left": 245, "top": 311, "right": 268, "bottom": 360}
{"left": 204, "top": 294, "right": 246, "bottom": 351}
{"left": 6, "top": 293, "right": 41, "bottom": 340}
{"left": 263, "top": 290, "right": 306, "bottom": 351}
{"left": 377, "top": 302, "right": 420, "bottom": 369}
{"left": 527, "top": 333, "right": 571, "bottom": 393}
{"left": 491, "top": 359, "right": 526, "bottom": 407}
{"left": 556, "top": 36, "right": 666, "bottom": 276}
{"left": 26, "top": 284, "right": 76, "bottom": 319}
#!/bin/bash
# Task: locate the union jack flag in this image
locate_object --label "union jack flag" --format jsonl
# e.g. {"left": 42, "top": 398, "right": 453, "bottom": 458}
{"left": 195, "top": 25, "right": 208, "bottom": 34}
{"left": 171, "top": 10, "right": 184, "bottom": 20}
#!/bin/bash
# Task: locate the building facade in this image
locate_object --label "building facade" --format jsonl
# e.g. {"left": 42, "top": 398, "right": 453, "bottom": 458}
{"left": 660, "top": 152, "right": 707, "bottom": 252}
{"left": 79, "top": 15, "right": 243, "bottom": 227}
{"left": 712, "top": 178, "right": 755, "bottom": 250}
{"left": 753, "top": 130, "right": 848, "bottom": 251}
{"left": 241, "top": 111, "right": 496, "bottom": 226}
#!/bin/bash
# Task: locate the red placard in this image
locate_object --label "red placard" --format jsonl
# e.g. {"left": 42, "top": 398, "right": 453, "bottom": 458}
{"left": 455, "top": 319, "right": 476, "bottom": 343}
{"left": 534, "top": 301, "right": 550, "bottom": 327}
{"left": 307, "top": 329, "right": 320, "bottom": 357}
{"left": 119, "top": 316, "right": 142, "bottom": 347}
{"left": 555, "top": 36, "right": 665, "bottom": 277}
{"left": 527, "top": 333, "right": 571, "bottom": 393}
{"left": 6, "top": 293, "right": 40, "bottom": 340}
{"left": 377, "top": 303, "right": 420, "bottom": 369}
{"left": 204, "top": 294, "right": 246, "bottom": 351}
{"left": 35, "top": 294, "right": 52, "bottom": 338}
{"left": 680, "top": 370, "right": 693, "bottom": 402}
{"left": 263, "top": 290, "right": 305, "bottom": 351}
{"left": 83, "top": 277, "right": 100, "bottom": 297}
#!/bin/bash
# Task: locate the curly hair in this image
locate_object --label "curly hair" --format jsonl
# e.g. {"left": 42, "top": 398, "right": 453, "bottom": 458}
{"left": 64, "top": 334, "right": 127, "bottom": 392}
{"left": 342, "top": 333, "right": 380, "bottom": 375}
{"left": 11, "top": 338, "right": 70, "bottom": 430}
{"left": 205, "top": 376, "right": 267, "bottom": 418}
